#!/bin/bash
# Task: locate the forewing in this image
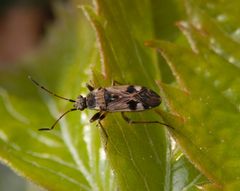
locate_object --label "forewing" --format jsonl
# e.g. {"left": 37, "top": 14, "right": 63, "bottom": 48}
{"left": 105, "top": 86, "right": 144, "bottom": 112}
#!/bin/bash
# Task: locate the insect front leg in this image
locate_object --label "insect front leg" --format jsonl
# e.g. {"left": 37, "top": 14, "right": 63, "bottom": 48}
{"left": 90, "top": 111, "right": 108, "bottom": 142}
{"left": 121, "top": 112, "right": 173, "bottom": 129}
{"left": 90, "top": 111, "right": 107, "bottom": 122}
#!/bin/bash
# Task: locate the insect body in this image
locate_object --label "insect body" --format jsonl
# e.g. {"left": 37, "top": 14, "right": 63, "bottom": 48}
{"left": 29, "top": 76, "right": 171, "bottom": 131}
{"left": 77, "top": 85, "right": 161, "bottom": 112}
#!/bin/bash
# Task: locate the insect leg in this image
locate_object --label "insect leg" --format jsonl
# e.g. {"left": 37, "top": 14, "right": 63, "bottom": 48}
{"left": 90, "top": 112, "right": 108, "bottom": 146}
{"left": 97, "top": 113, "right": 109, "bottom": 149}
{"left": 90, "top": 112, "right": 108, "bottom": 134}
{"left": 112, "top": 80, "right": 123, "bottom": 86}
{"left": 86, "top": 83, "right": 94, "bottom": 91}
{"left": 98, "top": 120, "right": 108, "bottom": 138}
{"left": 90, "top": 111, "right": 101, "bottom": 122}
{"left": 121, "top": 112, "right": 173, "bottom": 129}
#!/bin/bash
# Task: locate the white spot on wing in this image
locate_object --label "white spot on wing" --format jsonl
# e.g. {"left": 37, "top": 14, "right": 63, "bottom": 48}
{"left": 134, "top": 86, "right": 142, "bottom": 91}
{"left": 136, "top": 103, "right": 144, "bottom": 110}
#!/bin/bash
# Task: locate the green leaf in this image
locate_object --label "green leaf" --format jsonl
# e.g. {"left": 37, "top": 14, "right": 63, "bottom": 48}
{"left": 83, "top": 1, "right": 205, "bottom": 191}
{"left": 147, "top": 18, "right": 240, "bottom": 190}
{"left": 147, "top": 1, "right": 240, "bottom": 190}
{"left": 171, "top": 152, "right": 207, "bottom": 191}
{"left": 83, "top": 2, "right": 169, "bottom": 190}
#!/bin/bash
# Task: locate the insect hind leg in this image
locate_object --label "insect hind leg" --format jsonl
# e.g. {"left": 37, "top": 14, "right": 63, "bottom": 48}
{"left": 112, "top": 80, "right": 123, "bottom": 86}
{"left": 121, "top": 112, "right": 173, "bottom": 129}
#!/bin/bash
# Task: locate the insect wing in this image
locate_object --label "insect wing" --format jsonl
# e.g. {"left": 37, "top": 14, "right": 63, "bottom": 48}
{"left": 104, "top": 86, "right": 161, "bottom": 112}
{"left": 103, "top": 86, "right": 133, "bottom": 112}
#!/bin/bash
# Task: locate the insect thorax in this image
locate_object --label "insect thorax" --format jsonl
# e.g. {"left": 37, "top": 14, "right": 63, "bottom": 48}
{"left": 86, "top": 88, "right": 112, "bottom": 111}
{"left": 86, "top": 92, "right": 97, "bottom": 109}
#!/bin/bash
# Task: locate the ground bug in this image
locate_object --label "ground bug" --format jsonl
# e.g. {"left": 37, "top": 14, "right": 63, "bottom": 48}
{"left": 29, "top": 76, "right": 172, "bottom": 134}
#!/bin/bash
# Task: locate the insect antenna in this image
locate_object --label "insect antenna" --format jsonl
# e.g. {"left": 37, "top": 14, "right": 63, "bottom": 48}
{"left": 28, "top": 76, "right": 75, "bottom": 102}
{"left": 38, "top": 108, "right": 77, "bottom": 131}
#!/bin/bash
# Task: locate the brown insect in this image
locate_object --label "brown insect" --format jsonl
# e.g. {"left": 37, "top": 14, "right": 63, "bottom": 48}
{"left": 29, "top": 76, "right": 172, "bottom": 135}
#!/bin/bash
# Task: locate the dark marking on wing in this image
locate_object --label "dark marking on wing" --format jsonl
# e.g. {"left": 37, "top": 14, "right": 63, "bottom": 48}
{"left": 127, "top": 85, "right": 136, "bottom": 93}
{"left": 127, "top": 100, "right": 138, "bottom": 110}
{"left": 104, "top": 91, "right": 119, "bottom": 103}
{"left": 142, "top": 103, "right": 149, "bottom": 109}
{"left": 138, "top": 87, "right": 161, "bottom": 107}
